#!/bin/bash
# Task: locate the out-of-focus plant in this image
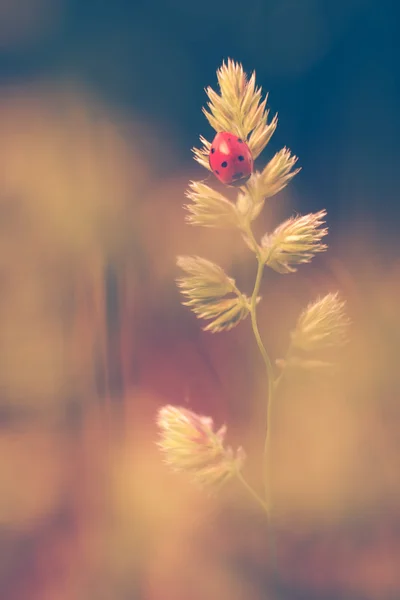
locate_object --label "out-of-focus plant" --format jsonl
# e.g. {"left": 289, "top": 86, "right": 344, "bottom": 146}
{"left": 156, "top": 59, "right": 350, "bottom": 573}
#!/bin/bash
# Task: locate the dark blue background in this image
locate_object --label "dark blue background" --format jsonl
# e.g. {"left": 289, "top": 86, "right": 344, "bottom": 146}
{"left": 1, "top": 0, "right": 398, "bottom": 246}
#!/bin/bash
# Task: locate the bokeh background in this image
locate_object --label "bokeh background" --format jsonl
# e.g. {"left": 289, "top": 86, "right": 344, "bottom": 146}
{"left": 0, "top": 1, "right": 399, "bottom": 599}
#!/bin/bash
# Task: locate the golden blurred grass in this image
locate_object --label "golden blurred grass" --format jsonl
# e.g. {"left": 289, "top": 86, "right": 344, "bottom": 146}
{"left": 0, "top": 82, "right": 399, "bottom": 599}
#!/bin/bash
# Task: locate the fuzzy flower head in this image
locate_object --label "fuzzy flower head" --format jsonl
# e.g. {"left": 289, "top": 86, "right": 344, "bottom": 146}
{"left": 184, "top": 180, "right": 240, "bottom": 229}
{"left": 176, "top": 255, "right": 252, "bottom": 333}
{"left": 290, "top": 292, "right": 350, "bottom": 353}
{"left": 193, "top": 59, "right": 277, "bottom": 170}
{"left": 261, "top": 210, "right": 328, "bottom": 274}
{"left": 247, "top": 147, "right": 301, "bottom": 200}
{"left": 157, "top": 405, "right": 245, "bottom": 490}
{"left": 235, "top": 148, "right": 301, "bottom": 225}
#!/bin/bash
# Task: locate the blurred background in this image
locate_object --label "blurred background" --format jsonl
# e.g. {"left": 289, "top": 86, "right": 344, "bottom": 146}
{"left": 0, "top": 0, "right": 399, "bottom": 598}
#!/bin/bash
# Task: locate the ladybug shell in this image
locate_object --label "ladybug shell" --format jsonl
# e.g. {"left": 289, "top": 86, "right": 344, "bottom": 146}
{"left": 209, "top": 132, "right": 253, "bottom": 186}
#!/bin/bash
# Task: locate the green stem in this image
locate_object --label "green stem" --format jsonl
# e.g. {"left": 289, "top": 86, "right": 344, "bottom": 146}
{"left": 250, "top": 259, "right": 275, "bottom": 417}
{"left": 246, "top": 226, "right": 275, "bottom": 504}
{"left": 236, "top": 471, "right": 269, "bottom": 515}
{"left": 245, "top": 222, "right": 278, "bottom": 574}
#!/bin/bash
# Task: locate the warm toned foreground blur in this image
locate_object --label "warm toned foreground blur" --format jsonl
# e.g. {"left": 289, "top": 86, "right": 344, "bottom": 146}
{"left": 0, "top": 84, "right": 399, "bottom": 600}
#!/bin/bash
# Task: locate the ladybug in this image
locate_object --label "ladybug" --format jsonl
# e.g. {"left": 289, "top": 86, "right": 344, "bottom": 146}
{"left": 209, "top": 132, "right": 253, "bottom": 186}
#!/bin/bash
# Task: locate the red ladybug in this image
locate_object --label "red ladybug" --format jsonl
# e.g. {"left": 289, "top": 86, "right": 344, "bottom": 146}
{"left": 209, "top": 132, "right": 253, "bottom": 186}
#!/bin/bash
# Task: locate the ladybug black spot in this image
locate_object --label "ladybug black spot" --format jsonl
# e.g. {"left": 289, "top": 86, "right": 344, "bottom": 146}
{"left": 215, "top": 170, "right": 220, "bottom": 175}
{"left": 238, "top": 155, "right": 244, "bottom": 161}
{"left": 233, "top": 172, "right": 243, "bottom": 180}
{"left": 211, "top": 148, "right": 215, "bottom": 154}
{"left": 221, "top": 161, "right": 228, "bottom": 168}
{"left": 237, "top": 138, "right": 243, "bottom": 143}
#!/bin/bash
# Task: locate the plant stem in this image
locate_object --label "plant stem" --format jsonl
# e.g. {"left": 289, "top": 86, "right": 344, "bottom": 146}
{"left": 236, "top": 471, "right": 269, "bottom": 515}
{"left": 245, "top": 222, "right": 278, "bottom": 573}
{"left": 246, "top": 226, "right": 275, "bottom": 505}
{"left": 250, "top": 259, "right": 275, "bottom": 419}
